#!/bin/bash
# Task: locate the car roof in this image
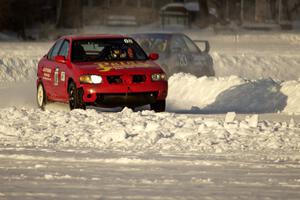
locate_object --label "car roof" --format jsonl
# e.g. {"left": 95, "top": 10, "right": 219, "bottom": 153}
{"left": 131, "top": 32, "right": 185, "bottom": 37}
{"left": 60, "top": 34, "right": 129, "bottom": 40}
{"left": 131, "top": 32, "right": 174, "bottom": 36}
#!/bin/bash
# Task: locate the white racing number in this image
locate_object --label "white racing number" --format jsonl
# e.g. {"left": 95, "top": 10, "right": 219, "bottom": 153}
{"left": 54, "top": 68, "right": 59, "bottom": 86}
{"left": 124, "top": 39, "right": 133, "bottom": 44}
{"left": 178, "top": 54, "right": 188, "bottom": 66}
{"left": 61, "top": 71, "right": 66, "bottom": 82}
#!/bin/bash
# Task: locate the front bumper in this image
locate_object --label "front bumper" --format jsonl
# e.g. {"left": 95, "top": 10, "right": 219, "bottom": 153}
{"left": 80, "top": 82, "right": 168, "bottom": 107}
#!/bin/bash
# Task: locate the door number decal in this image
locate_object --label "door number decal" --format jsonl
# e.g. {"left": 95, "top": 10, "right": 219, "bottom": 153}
{"left": 61, "top": 72, "right": 65, "bottom": 82}
{"left": 178, "top": 54, "right": 188, "bottom": 66}
{"left": 54, "top": 68, "right": 59, "bottom": 86}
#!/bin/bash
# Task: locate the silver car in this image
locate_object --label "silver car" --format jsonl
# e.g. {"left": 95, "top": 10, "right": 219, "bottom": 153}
{"left": 131, "top": 33, "right": 214, "bottom": 77}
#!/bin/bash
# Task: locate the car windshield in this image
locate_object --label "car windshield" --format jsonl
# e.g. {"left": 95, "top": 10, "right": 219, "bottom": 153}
{"left": 71, "top": 38, "right": 148, "bottom": 62}
{"left": 132, "top": 34, "right": 170, "bottom": 54}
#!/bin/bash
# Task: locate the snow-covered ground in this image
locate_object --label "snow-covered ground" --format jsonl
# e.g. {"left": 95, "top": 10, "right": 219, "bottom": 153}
{"left": 1, "top": 31, "right": 300, "bottom": 199}
{"left": 1, "top": 148, "right": 300, "bottom": 200}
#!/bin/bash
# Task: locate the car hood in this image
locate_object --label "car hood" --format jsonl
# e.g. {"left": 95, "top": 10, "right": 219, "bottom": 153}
{"left": 74, "top": 60, "right": 162, "bottom": 74}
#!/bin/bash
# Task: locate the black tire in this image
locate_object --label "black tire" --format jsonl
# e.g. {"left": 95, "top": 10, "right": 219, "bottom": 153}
{"left": 206, "top": 56, "right": 215, "bottom": 76}
{"left": 37, "top": 82, "right": 47, "bottom": 111}
{"left": 68, "top": 82, "right": 86, "bottom": 110}
{"left": 207, "top": 65, "right": 215, "bottom": 76}
{"left": 128, "top": 106, "right": 135, "bottom": 111}
{"left": 150, "top": 100, "right": 166, "bottom": 112}
{"left": 161, "top": 64, "right": 171, "bottom": 78}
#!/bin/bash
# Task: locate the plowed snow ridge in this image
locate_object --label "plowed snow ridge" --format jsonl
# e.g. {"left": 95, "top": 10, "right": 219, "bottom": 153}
{"left": 168, "top": 74, "right": 300, "bottom": 114}
{"left": 1, "top": 107, "right": 300, "bottom": 154}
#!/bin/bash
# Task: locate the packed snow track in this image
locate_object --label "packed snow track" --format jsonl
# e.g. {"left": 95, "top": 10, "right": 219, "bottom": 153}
{"left": 1, "top": 148, "right": 300, "bottom": 200}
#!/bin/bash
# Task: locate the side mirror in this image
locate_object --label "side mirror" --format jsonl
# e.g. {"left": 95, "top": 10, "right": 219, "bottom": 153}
{"left": 193, "top": 40, "right": 210, "bottom": 53}
{"left": 148, "top": 53, "right": 159, "bottom": 61}
{"left": 55, "top": 55, "right": 66, "bottom": 63}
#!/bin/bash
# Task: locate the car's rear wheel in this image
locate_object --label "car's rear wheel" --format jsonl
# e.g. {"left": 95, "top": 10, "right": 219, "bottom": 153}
{"left": 150, "top": 100, "right": 166, "bottom": 112}
{"left": 37, "top": 82, "right": 47, "bottom": 111}
{"left": 68, "top": 82, "right": 86, "bottom": 110}
{"left": 206, "top": 65, "right": 215, "bottom": 76}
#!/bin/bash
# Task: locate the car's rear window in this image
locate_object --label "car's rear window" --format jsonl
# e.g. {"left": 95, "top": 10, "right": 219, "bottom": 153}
{"left": 71, "top": 38, "right": 148, "bottom": 62}
{"left": 132, "top": 34, "right": 171, "bottom": 54}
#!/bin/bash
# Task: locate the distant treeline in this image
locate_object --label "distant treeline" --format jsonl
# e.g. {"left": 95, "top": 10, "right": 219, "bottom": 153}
{"left": 0, "top": 0, "right": 299, "bottom": 39}
{"left": 0, "top": 0, "right": 56, "bottom": 38}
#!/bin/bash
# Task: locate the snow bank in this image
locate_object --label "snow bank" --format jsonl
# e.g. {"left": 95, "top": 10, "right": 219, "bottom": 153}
{"left": 281, "top": 81, "right": 300, "bottom": 113}
{"left": 0, "top": 32, "right": 18, "bottom": 41}
{"left": 212, "top": 53, "right": 300, "bottom": 80}
{"left": 188, "top": 31, "right": 300, "bottom": 80}
{"left": 187, "top": 30, "right": 300, "bottom": 45}
{"left": 0, "top": 57, "right": 39, "bottom": 83}
{"left": 0, "top": 107, "right": 299, "bottom": 153}
{"left": 167, "top": 73, "right": 300, "bottom": 114}
{"left": 0, "top": 42, "right": 49, "bottom": 84}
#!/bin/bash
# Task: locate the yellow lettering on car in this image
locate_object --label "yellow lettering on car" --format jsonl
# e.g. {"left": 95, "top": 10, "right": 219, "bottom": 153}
{"left": 96, "top": 61, "right": 153, "bottom": 72}
{"left": 96, "top": 63, "right": 113, "bottom": 72}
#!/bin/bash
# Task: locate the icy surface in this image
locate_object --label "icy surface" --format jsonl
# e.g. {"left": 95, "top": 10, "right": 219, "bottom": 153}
{"left": 0, "top": 148, "right": 300, "bottom": 200}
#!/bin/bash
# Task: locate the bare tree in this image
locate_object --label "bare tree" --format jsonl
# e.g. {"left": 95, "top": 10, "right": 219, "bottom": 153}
{"left": 197, "top": 0, "right": 210, "bottom": 26}
{"left": 198, "top": 0, "right": 229, "bottom": 26}
{"left": 1, "top": 0, "right": 40, "bottom": 39}
{"left": 282, "top": 0, "right": 291, "bottom": 21}
{"left": 198, "top": 0, "right": 209, "bottom": 18}
{"left": 0, "top": 0, "right": 12, "bottom": 31}
{"left": 290, "top": 1, "right": 300, "bottom": 14}
{"left": 213, "top": 0, "right": 227, "bottom": 23}
{"left": 57, "top": 0, "right": 83, "bottom": 28}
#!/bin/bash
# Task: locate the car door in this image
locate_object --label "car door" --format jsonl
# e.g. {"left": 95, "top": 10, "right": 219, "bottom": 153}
{"left": 48, "top": 39, "right": 69, "bottom": 100}
{"left": 54, "top": 39, "right": 70, "bottom": 101}
{"left": 181, "top": 35, "right": 205, "bottom": 76}
{"left": 169, "top": 35, "right": 191, "bottom": 74}
{"left": 42, "top": 39, "right": 64, "bottom": 100}
{"left": 182, "top": 35, "right": 214, "bottom": 76}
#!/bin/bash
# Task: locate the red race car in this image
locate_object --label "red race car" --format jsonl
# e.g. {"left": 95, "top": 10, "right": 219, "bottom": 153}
{"left": 36, "top": 35, "right": 168, "bottom": 112}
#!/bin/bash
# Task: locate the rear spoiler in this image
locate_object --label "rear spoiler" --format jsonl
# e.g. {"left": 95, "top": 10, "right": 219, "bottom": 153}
{"left": 193, "top": 40, "right": 210, "bottom": 53}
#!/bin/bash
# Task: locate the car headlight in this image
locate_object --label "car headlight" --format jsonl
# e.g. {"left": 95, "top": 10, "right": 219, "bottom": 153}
{"left": 80, "top": 75, "right": 103, "bottom": 84}
{"left": 151, "top": 73, "right": 167, "bottom": 81}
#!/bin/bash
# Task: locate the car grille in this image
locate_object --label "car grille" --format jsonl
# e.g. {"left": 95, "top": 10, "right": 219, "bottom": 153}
{"left": 95, "top": 92, "right": 157, "bottom": 107}
{"left": 132, "top": 75, "right": 146, "bottom": 83}
{"left": 106, "top": 75, "right": 146, "bottom": 84}
{"left": 107, "top": 76, "right": 123, "bottom": 84}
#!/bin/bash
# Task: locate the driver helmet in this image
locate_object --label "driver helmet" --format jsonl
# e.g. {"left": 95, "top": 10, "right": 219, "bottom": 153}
{"left": 111, "top": 49, "right": 121, "bottom": 58}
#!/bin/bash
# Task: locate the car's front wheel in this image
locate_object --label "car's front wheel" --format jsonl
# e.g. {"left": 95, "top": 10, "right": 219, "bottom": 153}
{"left": 161, "top": 64, "right": 171, "bottom": 78}
{"left": 37, "top": 82, "right": 47, "bottom": 110}
{"left": 150, "top": 100, "right": 166, "bottom": 112}
{"left": 68, "top": 82, "right": 86, "bottom": 110}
